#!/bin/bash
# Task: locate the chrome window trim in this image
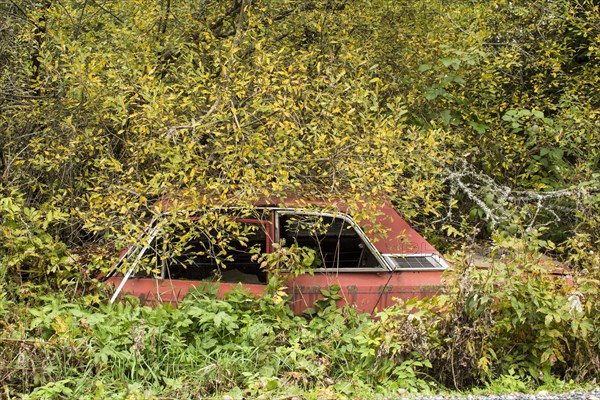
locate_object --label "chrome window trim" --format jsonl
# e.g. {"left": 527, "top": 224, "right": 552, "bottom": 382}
{"left": 273, "top": 209, "right": 392, "bottom": 272}
{"left": 109, "top": 218, "right": 162, "bottom": 303}
{"left": 108, "top": 208, "right": 449, "bottom": 304}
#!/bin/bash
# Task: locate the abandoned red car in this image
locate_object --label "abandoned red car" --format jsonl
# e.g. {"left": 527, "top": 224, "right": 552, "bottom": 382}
{"left": 105, "top": 199, "right": 448, "bottom": 313}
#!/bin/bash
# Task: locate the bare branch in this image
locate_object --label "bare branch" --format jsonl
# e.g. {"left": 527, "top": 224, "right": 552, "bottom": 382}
{"left": 441, "top": 158, "right": 600, "bottom": 230}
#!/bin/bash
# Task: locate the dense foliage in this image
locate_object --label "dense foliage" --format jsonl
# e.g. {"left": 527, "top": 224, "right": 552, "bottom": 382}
{"left": 1, "top": 0, "right": 599, "bottom": 396}
{"left": 2, "top": 0, "right": 599, "bottom": 253}
{"left": 1, "top": 240, "right": 599, "bottom": 398}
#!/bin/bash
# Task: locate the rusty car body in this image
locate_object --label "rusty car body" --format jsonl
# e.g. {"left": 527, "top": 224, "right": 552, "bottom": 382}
{"left": 105, "top": 198, "right": 448, "bottom": 313}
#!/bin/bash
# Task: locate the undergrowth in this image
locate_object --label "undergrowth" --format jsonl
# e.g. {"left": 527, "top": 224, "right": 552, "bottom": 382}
{"left": 1, "top": 238, "right": 599, "bottom": 399}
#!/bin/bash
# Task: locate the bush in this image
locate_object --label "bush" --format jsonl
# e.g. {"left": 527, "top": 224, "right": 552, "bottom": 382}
{"left": 369, "top": 235, "right": 600, "bottom": 389}
{"left": 0, "top": 189, "right": 75, "bottom": 300}
{"left": 2, "top": 237, "right": 599, "bottom": 398}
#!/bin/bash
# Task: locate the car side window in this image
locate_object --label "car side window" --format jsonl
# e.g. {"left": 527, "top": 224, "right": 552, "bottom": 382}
{"left": 134, "top": 219, "right": 269, "bottom": 284}
{"left": 278, "top": 213, "right": 381, "bottom": 270}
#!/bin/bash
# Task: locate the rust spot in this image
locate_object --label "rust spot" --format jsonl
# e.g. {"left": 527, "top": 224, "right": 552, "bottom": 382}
{"left": 307, "top": 285, "right": 321, "bottom": 294}
{"left": 346, "top": 285, "right": 358, "bottom": 303}
{"left": 378, "top": 285, "right": 392, "bottom": 294}
{"left": 292, "top": 285, "right": 304, "bottom": 294}
{"left": 420, "top": 284, "right": 442, "bottom": 295}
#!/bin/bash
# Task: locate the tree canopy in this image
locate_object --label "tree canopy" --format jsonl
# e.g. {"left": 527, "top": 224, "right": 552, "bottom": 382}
{"left": 1, "top": 0, "right": 599, "bottom": 284}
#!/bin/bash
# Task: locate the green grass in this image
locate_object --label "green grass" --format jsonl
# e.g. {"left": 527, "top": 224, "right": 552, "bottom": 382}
{"left": 3, "top": 256, "right": 600, "bottom": 400}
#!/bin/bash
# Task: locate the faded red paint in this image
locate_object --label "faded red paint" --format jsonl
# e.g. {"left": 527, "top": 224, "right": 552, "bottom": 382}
{"left": 106, "top": 277, "right": 267, "bottom": 306}
{"left": 265, "top": 198, "right": 437, "bottom": 254}
{"left": 288, "top": 270, "right": 442, "bottom": 313}
{"left": 362, "top": 203, "right": 438, "bottom": 255}
{"left": 107, "top": 272, "right": 440, "bottom": 313}
{"left": 106, "top": 198, "right": 447, "bottom": 313}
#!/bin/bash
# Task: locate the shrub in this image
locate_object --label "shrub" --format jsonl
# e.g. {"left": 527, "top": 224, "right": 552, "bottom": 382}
{"left": 369, "top": 235, "right": 600, "bottom": 389}
{"left": 2, "top": 236, "right": 599, "bottom": 397}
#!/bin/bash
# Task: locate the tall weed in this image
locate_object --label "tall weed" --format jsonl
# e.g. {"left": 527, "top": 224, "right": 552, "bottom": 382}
{"left": 2, "top": 237, "right": 599, "bottom": 397}
{"left": 371, "top": 235, "right": 600, "bottom": 389}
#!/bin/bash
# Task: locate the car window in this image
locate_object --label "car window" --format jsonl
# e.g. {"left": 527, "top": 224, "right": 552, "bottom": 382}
{"left": 134, "top": 219, "right": 269, "bottom": 284}
{"left": 385, "top": 254, "right": 448, "bottom": 270}
{"left": 278, "top": 212, "right": 382, "bottom": 270}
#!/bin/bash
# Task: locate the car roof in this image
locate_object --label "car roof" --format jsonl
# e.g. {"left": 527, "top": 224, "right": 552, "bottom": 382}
{"left": 156, "top": 195, "right": 439, "bottom": 256}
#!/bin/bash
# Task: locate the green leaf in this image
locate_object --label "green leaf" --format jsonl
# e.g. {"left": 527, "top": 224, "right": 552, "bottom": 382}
{"left": 265, "top": 378, "right": 279, "bottom": 391}
{"left": 418, "top": 63, "right": 432, "bottom": 72}
{"left": 468, "top": 121, "right": 488, "bottom": 134}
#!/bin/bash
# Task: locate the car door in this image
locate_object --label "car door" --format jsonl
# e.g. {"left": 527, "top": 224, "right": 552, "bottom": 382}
{"left": 275, "top": 210, "right": 394, "bottom": 313}
{"left": 108, "top": 211, "right": 272, "bottom": 305}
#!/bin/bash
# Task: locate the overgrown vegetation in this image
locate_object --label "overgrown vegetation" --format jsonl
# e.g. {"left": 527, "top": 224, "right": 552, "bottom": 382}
{"left": 1, "top": 0, "right": 599, "bottom": 397}
{"left": 1, "top": 236, "right": 599, "bottom": 398}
